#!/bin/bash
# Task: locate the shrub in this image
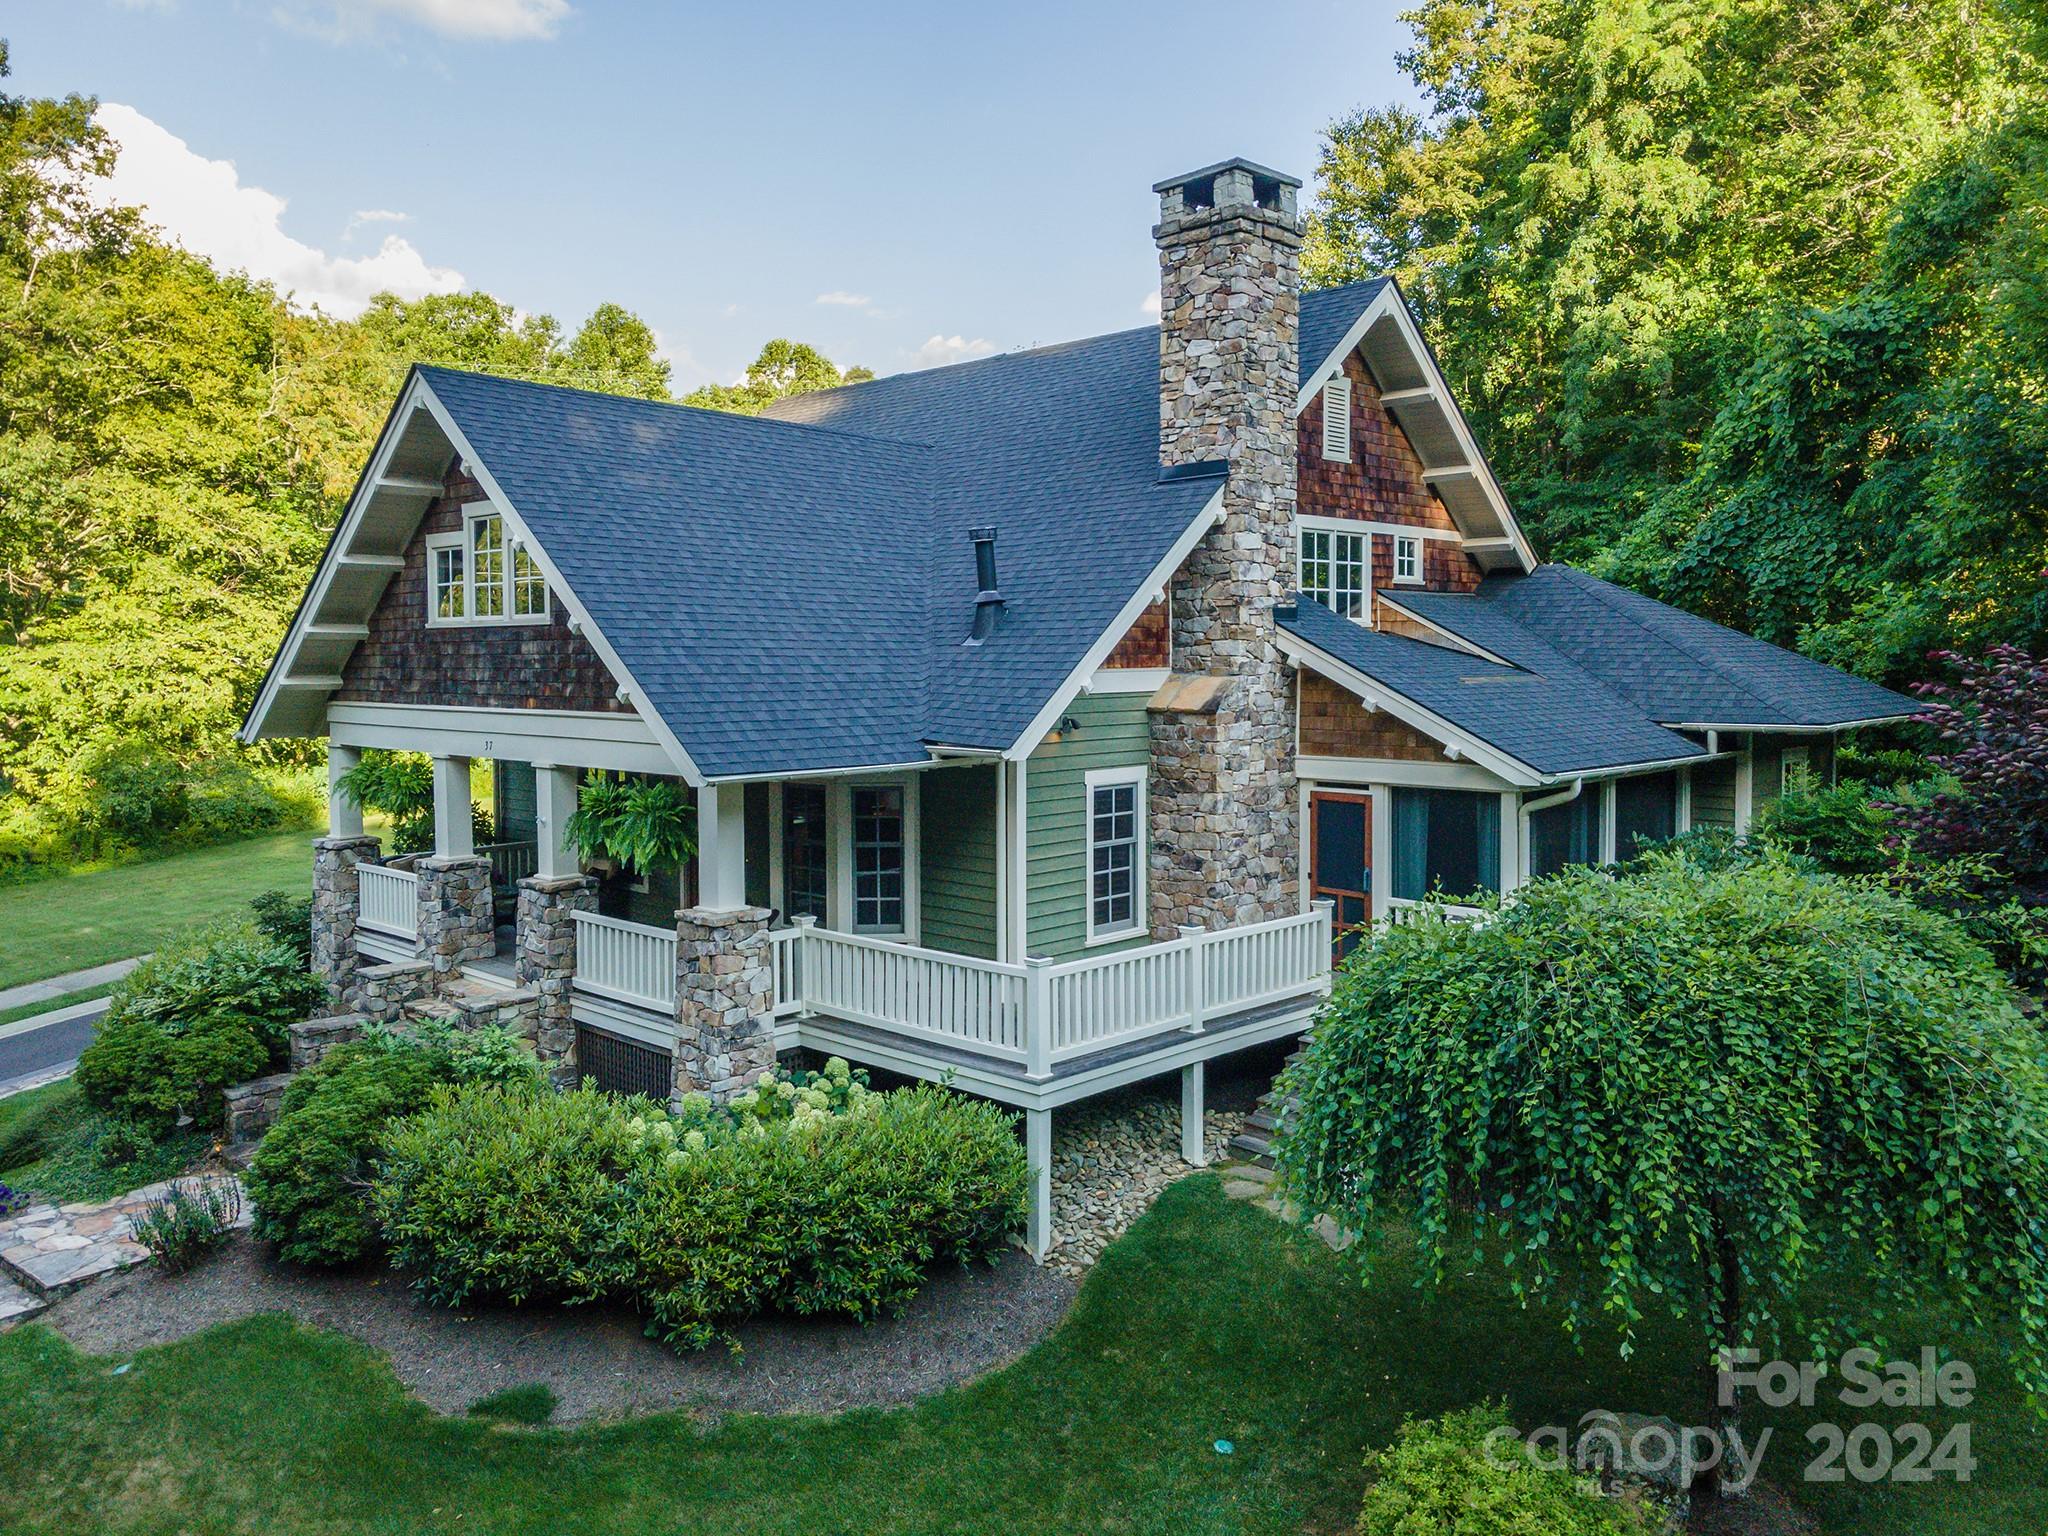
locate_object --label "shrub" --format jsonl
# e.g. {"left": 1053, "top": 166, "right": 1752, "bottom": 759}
{"left": 84, "top": 743, "right": 189, "bottom": 848}
{"left": 132, "top": 1178, "right": 243, "bottom": 1276}
{"left": 1281, "top": 848, "right": 2048, "bottom": 1480}
{"left": 247, "top": 1043, "right": 457, "bottom": 1267}
{"left": 1900, "top": 645, "right": 2048, "bottom": 894}
{"left": 373, "top": 1077, "right": 1029, "bottom": 1349}
{"left": 1752, "top": 777, "right": 1895, "bottom": 875}
{"left": 1356, "top": 1407, "right": 1651, "bottom": 1536}
{"left": 108, "top": 928, "right": 321, "bottom": 1057}
{"left": 250, "top": 890, "right": 314, "bottom": 969}
{"left": 74, "top": 1011, "right": 272, "bottom": 1136}
{"left": 374, "top": 1084, "right": 656, "bottom": 1307}
{"left": 181, "top": 757, "right": 305, "bottom": 843}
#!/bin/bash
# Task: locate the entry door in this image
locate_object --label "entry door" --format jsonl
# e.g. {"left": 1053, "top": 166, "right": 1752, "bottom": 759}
{"left": 1310, "top": 790, "right": 1372, "bottom": 963}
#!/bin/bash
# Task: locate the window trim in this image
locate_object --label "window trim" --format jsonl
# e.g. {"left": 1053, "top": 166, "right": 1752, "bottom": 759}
{"left": 1781, "top": 744, "right": 1811, "bottom": 794}
{"left": 1392, "top": 532, "right": 1424, "bottom": 586}
{"left": 1320, "top": 375, "right": 1352, "bottom": 462}
{"left": 848, "top": 781, "right": 910, "bottom": 936}
{"left": 1298, "top": 525, "right": 1371, "bottom": 625}
{"left": 423, "top": 508, "right": 552, "bottom": 629}
{"left": 1083, "top": 764, "right": 1149, "bottom": 947}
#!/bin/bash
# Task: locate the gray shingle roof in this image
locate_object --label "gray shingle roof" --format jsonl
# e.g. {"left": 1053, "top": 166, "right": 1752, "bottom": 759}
{"left": 1393, "top": 566, "right": 1922, "bottom": 728}
{"left": 416, "top": 280, "right": 1391, "bottom": 778}
{"left": 1279, "top": 595, "right": 1705, "bottom": 777}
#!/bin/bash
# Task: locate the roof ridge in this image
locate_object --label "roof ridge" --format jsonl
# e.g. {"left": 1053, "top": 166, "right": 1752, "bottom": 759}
{"left": 1543, "top": 565, "right": 1783, "bottom": 717}
{"left": 415, "top": 364, "right": 939, "bottom": 453}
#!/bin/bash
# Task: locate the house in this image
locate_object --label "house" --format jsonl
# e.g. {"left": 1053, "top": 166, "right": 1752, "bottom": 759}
{"left": 240, "top": 157, "right": 1918, "bottom": 1253}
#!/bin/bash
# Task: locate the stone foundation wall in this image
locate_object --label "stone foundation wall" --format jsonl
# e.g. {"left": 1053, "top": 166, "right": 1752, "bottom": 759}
{"left": 415, "top": 855, "right": 494, "bottom": 979}
{"left": 289, "top": 1013, "right": 366, "bottom": 1072}
{"left": 350, "top": 959, "right": 433, "bottom": 1024}
{"left": 311, "top": 835, "right": 380, "bottom": 1005}
{"left": 514, "top": 874, "right": 595, "bottom": 1068}
{"left": 672, "top": 905, "right": 776, "bottom": 1105}
{"left": 222, "top": 1071, "right": 294, "bottom": 1149}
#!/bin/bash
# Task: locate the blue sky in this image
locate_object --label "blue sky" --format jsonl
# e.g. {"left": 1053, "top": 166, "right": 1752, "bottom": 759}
{"left": 11, "top": 0, "right": 1418, "bottom": 390}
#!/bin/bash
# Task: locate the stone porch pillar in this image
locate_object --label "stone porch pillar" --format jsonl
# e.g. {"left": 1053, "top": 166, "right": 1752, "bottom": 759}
{"left": 516, "top": 872, "right": 596, "bottom": 1075}
{"left": 311, "top": 834, "right": 380, "bottom": 1006}
{"left": 672, "top": 905, "right": 777, "bottom": 1106}
{"left": 416, "top": 855, "right": 495, "bottom": 980}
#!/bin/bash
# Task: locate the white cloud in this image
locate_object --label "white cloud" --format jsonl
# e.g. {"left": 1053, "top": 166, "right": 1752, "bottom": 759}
{"left": 815, "top": 290, "right": 871, "bottom": 307}
{"left": 1141, "top": 289, "right": 1161, "bottom": 318}
{"left": 344, "top": 207, "right": 410, "bottom": 238}
{"left": 274, "top": 0, "right": 571, "bottom": 42}
{"left": 908, "top": 334, "right": 997, "bottom": 371}
{"left": 93, "top": 103, "right": 465, "bottom": 318}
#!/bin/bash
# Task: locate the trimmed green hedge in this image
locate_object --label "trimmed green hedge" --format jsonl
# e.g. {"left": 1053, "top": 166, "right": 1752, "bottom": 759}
{"left": 1356, "top": 1407, "right": 1653, "bottom": 1535}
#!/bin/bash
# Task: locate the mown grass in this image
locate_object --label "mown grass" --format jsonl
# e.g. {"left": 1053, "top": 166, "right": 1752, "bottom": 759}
{"left": 0, "top": 1176, "right": 2039, "bottom": 1535}
{"left": 0, "top": 830, "right": 316, "bottom": 993}
{"left": 0, "top": 1079, "right": 209, "bottom": 1205}
{"left": 0, "top": 984, "right": 115, "bottom": 1030}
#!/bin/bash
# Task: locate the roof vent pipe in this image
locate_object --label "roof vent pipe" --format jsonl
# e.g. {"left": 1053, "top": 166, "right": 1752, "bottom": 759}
{"left": 967, "top": 526, "right": 1003, "bottom": 645}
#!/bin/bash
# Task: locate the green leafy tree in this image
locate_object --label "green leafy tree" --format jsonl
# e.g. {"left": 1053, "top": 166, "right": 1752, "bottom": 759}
{"left": 684, "top": 338, "right": 871, "bottom": 414}
{"left": 1279, "top": 850, "right": 2048, "bottom": 1490}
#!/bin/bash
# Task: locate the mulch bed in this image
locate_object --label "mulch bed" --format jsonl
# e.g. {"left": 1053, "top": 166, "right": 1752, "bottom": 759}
{"left": 38, "top": 1233, "right": 1076, "bottom": 1425}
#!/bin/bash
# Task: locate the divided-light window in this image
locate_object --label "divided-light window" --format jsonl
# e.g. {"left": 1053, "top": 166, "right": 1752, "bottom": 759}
{"left": 1087, "top": 768, "right": 1145, "bottom": 942}
{"left": 426, "top": 510, "right": 550, "bottom": 627}
{"left": 1300, "top": 528, "right": 1369, "bottom": 621}
{"left": 1393, "top": 533, "right": 1423, "bottom": 585}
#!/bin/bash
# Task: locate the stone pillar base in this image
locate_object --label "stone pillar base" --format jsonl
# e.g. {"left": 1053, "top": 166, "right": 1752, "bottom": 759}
{"left": 416, "top": 855, "right": 495, "bottom": 979}
{"left": 311, "top": 835, "right": 381, "bottom": 1007}
{"left": 516, "top": 873, "right": 596, "bottom": 1068}
{"left": 673, "top": 905, "right": 777, "bottom": 1105}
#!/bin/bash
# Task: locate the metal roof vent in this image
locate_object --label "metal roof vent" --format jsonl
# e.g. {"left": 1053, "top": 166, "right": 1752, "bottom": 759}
{"left": 966, "top": 526, "right": 1003, "bottom": 646}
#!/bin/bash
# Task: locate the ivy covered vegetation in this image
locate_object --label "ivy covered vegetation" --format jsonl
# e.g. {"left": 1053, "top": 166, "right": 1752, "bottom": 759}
{"left": 1278, "top": 847, "right": 2048, "bottom": 1478}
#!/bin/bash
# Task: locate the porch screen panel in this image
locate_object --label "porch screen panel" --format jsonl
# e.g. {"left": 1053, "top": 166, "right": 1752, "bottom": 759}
{"left": 1528, "top": 791, "right": 1597, "bottom": 879}
{"left": 783, "top": 785, "right": 827, "bottom": 922}
{"left": 852, "top": 787, "right": 904, "bottom": 932}
{"left": 1389, "top": 788, "right": 1500, "bottom": 902}
{"left": 1614, "top": 771, "right": 1679, "bottom": 858}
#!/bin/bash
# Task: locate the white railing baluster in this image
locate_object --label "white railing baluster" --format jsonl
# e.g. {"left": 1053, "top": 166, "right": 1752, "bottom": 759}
{"left": 358, "top": 864, "right": 418, "bottom": 940}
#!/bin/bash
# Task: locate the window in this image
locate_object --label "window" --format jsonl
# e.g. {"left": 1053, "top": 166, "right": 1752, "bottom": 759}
{"left": 429, "top": 538, "right": 465, "bottom": 620}
{"left": 1393, "top": 533, "right": 1423, "bottom": 585}
{"left": 1528, "top": 790, "right": 1598, "bottom": 879}
{"left": 851, "top": 786, "right": 905, "bottom": 932}
{"left": 1300, "top": 528, "right": 1369, "bottom": 621}
{"left": 1086, "top": 768, "right": 1145, "bottom": 941}
{"left": 424, "top": 509, "right": 549, "bottom": 626}
{"left": 1321, "top": 375, "right": 1352, "bottom": 461}
{"left": 782, "top": 784, "right": 828, "bottom": 922}
{"left": 1389, "top": 788, "right": 1500, "bottom": 902}
{"left": 1780, "top": 745, "right": 1811, "bottom": 794}
{"left": 1614, "top": 771, "right": 1679, "bottom": 859}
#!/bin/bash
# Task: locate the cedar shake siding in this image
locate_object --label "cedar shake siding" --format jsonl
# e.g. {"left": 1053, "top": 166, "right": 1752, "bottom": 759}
{"left": 1298, "top": 672, "right": 1451, "bottom": 762}
{"left": 1103, "top": 600, "right": 1170, "bottom": 669}
{"left": 333, "top": 463, "right": 632, "bottom": 714}
{"left": 1298, "top": 351, "right": 1483, "bottom": 596}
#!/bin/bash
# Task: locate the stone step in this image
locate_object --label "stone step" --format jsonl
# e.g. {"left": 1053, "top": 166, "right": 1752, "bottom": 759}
{"left": 0, "top": 1270, "right": 48, "bottom": 1329}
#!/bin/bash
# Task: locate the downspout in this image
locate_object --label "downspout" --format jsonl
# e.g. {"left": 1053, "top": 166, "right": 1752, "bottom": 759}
{"left": 1516, "top": 777, "right": 1584, "bottom": 889}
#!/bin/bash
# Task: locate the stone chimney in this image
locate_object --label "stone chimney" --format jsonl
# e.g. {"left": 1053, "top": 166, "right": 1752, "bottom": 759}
{"left": 1148, "top": 158, "right": 1303, "bottom": 934}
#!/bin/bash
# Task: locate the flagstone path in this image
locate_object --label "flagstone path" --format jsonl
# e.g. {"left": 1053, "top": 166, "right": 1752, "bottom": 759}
{"left": 0, "top": 1175, "right": 246, "bottom": 1328}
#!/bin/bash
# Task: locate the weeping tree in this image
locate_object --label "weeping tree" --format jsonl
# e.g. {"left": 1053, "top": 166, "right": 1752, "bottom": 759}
{"left": 1278, "top": 849, "right": 2048, "bottom": 1494}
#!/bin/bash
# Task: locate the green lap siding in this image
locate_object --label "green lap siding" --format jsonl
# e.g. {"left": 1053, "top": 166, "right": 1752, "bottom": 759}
{"left": 1690, "top": 759, "right": 1738, "bottom": 829}
{"left": 920, "top": 764, "right": 999, "bottom": 959}
{"left": 1026, "top": 691, "right": 1153, "bottom": 961}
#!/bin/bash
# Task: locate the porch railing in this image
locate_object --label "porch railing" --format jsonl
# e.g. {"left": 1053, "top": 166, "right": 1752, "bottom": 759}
{"left": 561, "top": 904, "right": 1335, "bottom": 1080}
{"left": 569, "top": 909, "right": 677, "bottom": 1014}
{"left": 359, "top": 863, "right": 418, "bottom": 941}
{"left": 475, "top": 840, "right": 538, "bottom": 887}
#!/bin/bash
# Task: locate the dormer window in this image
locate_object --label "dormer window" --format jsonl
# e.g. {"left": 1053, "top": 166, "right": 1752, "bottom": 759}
{"left": 1393, "top": 533, "right": 1423, "bottom": 585}
{"left": 426, "top": 510, "right": 550, "bottom": 627}
{"left": 1320, "top": 376, "right": 1352, "bottom": 461}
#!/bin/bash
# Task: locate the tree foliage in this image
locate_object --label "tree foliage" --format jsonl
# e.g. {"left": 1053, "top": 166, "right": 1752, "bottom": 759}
{"left": 1897, "top": 645, "right": 2048, "bottom": 894}
{"left": 1305, "top": 0, "right": 2046, "bottom": 676}
{"left": 683, "top": 338, "right": 873, "bottom": 415}
{"left": 1279, "top": 850, "right": 2048, "bottom": 1445}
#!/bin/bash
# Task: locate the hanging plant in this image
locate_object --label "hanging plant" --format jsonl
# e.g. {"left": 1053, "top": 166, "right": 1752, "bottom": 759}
{"left": 567, "top": 773, "right": 696, "bottom": 875}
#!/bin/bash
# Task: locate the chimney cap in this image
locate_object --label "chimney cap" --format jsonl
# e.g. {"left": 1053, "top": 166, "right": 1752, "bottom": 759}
{"left": 1151, "top": 157, "right": 1302, "bottom": 196}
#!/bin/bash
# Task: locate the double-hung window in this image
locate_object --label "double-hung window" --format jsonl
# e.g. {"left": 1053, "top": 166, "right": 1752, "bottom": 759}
{"left": 1300, "top": 527, "right": 1369, "bottom": 621}
{"left": 851, "top": 786, "right": 906, "bottom": 933}
{"left": 1086, "top": 767, "right": 1146, "bottom": 942}
{"left": 426, "top": 509, "right": 549, "bottom": 626}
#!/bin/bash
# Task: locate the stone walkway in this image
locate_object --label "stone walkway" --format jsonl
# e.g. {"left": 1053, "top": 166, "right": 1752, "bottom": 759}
{"left": 0, "top": 1175, "right": 247, "bottom": 1326}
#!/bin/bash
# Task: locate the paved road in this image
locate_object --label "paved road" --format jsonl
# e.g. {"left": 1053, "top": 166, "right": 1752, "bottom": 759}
{"left": 0, "top": 999, "right": 111, "bottom": 1096}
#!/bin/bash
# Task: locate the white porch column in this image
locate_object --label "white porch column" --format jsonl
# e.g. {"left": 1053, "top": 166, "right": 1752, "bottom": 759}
{"left": 326, "top": 742, "right": 363, "bottom": 839}
{"left": 1180, "top": 1061, "right": 1207, "bottom": 1167}
{"left": 1733, "top": 740, "right": 1755, "bottom": 834}
{"left": 1025, "top": 1107, "right": 1053, "bottom": 1260}
{"left": 696, "top": 780, "right": 747, "bottom": 914}
{"left": 533, "top": 764, "right": 581, "bottom": 880}
{"left": 432, "top": 755, "right": 473, "bottom": 858}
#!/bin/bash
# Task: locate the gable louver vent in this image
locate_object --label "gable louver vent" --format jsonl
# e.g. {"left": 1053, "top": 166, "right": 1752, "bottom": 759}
{"left": 1321, "top": 376, "right": 1352, "bottom": 461}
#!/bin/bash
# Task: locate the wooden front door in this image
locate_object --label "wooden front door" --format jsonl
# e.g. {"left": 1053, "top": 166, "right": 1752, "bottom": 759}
{"left": 1309, "top": 790, "right": 1372, "bottom": 963}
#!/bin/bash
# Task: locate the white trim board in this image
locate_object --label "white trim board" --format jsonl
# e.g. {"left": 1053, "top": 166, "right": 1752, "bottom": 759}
{"left": 326, "top": 701, "right": 673, "bottom": 776}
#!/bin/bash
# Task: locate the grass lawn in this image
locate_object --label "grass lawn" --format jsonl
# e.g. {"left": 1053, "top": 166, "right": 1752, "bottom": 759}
{"left": 0, "top": 1176, "right": 2038, "bottom": 1535}
{"left": 0, "top": 830, "right": 314, "bottom": 993}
